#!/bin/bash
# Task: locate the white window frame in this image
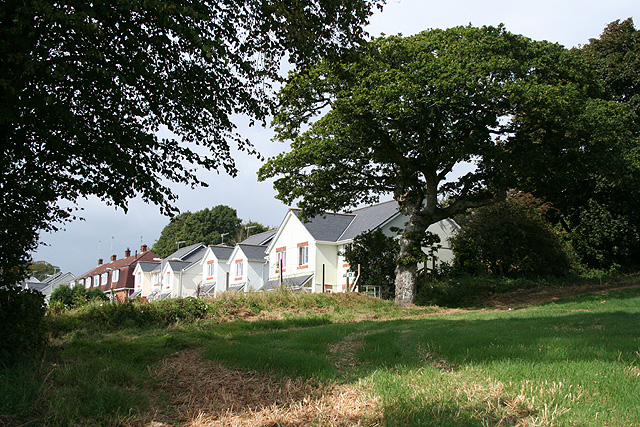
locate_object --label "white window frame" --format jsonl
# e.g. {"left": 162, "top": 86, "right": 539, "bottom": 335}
{"left": 298, "top": 245, "right": 309, "bottom": 266}
{"left": 277, "top": 249, "right": 286, "bottom": 269}
{"left": 235, "top": 261, "right": 243, "bottom": 278}
{"left": 111, "top": 269, "right": 119, "bottom": 282}
{"left": 207, "top": 261, "right": 215, "bottom": 278}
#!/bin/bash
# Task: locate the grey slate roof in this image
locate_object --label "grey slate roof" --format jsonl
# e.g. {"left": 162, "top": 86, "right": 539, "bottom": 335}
{"left": 262, "top": 274, "right": 313, "bottom": 291}
{"left": 199, "top": 284, "right": 216, "bottom": 294}
{"left": 137, "top": 261, "right": 161, "bottom": 272}
{"left": 338, "top": 200, "right": 401, "bottom": 241}
{"left": 129, "top": 290, "right": 142, "bottom": 299}
{"left": 168, "top": 243, "right": 206, "bottom": 262}
{"left": 292, "top": 210, "right": 355, "bottom": 242}
{"left": 24, "top": 282, "right": 48, "bottom": 292}
{"left": 237, "top": 244, "right": 268, "bottom": 262}
{"left": 208, "top": 245, "right": 234, "bottom": 261}
{"left": 290, "top": 200, "right": 401, "bottom": 243}
{"left": 241, "top": 229, "right": 277, "bottom": 245}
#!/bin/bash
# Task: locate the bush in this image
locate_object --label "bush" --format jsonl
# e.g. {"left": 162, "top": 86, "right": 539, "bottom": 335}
{"left": 451, "top": 192, "right": 572, "bottom": 276}
{"left": 0, "top": 285, "right": 46, "bottom": 366}
{"left": 50, "top": 283, "right": 108, "bottom": 310}
{"left": 571, "top": 200, "right": 640, "bottom": 269}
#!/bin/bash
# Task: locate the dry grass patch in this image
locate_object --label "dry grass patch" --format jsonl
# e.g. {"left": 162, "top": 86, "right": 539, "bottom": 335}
{"left": 137, "top": 349, "right": 380, "bottom": 427}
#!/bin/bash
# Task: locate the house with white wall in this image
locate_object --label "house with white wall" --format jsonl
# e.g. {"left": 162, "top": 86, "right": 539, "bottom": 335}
{"left": 131, "top": 261, "right": 161, "bottom": 299}
{"left": 154, "top": 243, "right": 207, "bottom": 299}
{"left": 22, "top": 271, "right": 75, "bottom": 304}
{"left": 199, "top": 245, "right": 234, "bottom": 296}
{"left": 226, "top": 244, "right": 269, "bottom": 292}
{"left": 263, "top": 200, "right": 459, "bottom": 293}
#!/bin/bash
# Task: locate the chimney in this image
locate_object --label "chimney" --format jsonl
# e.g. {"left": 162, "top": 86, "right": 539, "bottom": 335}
{"left": 125, "top": 248, "right": 131, "bottom": 257}
{"left": 98, "top": 258, "right": 103, "bottom": 266}
{"left": 141, "top": 244, "right": 148, "bottom": 253}
{"left": 111, "top": 254, "right": 117, "bottom": 262}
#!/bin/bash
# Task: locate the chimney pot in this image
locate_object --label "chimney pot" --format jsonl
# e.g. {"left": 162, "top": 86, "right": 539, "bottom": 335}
{"left": 98, "top": 258, "right": 103, "bottom": 266}
{"left": 125, "top": 248, "right": 131, "bottom": 257}
{"left": 141, "top": 244, "right": 148, "bottom": 253}
{"left": 111, "top": 254, "right": 117, "bottom": 262}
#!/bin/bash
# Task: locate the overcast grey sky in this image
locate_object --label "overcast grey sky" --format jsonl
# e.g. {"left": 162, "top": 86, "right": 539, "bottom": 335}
{"left": 33, "top": 0, "right": 639, "bottom": 275}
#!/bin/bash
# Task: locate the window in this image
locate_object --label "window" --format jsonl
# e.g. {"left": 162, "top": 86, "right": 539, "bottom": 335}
{"left": 235, "top": 260, "right": 244, "bottom": 277}
{"left": 94, "top": 275, "right": 100, "bottom": 287}
{"left": 207, "top": 261, "right": 215, "bottom": 278}
{"left": 111, "top": 269, "right": 119, "bottom": 282}
{"left": 298, "top": 245, "right": 308, "bottom": 266}
{"left": 276, "top": 247, "right": 286, "bottom": 271}
{"left": 84, "top": 278, "right": 90, "bottom": 289}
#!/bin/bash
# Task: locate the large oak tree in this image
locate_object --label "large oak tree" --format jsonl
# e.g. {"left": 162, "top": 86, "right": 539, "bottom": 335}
{"left": 0, "top": 0, "right": 384, "bottom": 285}
{"left": 259, "top": 25, "right": 635, "bottom": 306}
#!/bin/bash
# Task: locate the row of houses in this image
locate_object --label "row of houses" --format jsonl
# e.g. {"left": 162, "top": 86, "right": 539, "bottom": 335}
{"left": 73, "top": 200, "right": 459, "bottom": 300}
{"left": 21, "top": 271, "right": 76, "bottom": 304}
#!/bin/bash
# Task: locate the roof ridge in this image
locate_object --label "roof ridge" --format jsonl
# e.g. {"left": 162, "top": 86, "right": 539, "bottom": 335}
{"left": 350, "top": 199, "right": 397, "bottom": 213}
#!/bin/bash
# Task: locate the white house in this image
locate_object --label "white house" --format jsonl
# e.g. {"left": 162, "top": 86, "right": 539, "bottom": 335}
{"left": 131, "top": 261, "right": 161, "bottom": 299}
{"left": 152, "top": 243, "right": 207, "bottom": 300}
{"left": 226, "top": 244, "right": 269, "bottom": 292}
{"left": 199, "top": 245, "right": 234, "bottom": 296}
{"left": 22, "top": 271, "right": 75, "bottom": 304}
{"left": 263, "top": 200, "right": 459, "bottom": 293}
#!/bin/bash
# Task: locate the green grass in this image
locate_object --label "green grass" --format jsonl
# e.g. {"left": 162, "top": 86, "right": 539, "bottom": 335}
{"left": 3, "top": 287, "right": 640, "bottom": 426}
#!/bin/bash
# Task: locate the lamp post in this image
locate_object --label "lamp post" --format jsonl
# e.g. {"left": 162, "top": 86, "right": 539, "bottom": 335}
{"left": 220, "top": 233, "right": 229, "bottom": 244}
{"left": 176, "top": 240, "right": 186, "bottom": 250}
{"left": 244, "top": 225, "right": 256, "bottom": 240}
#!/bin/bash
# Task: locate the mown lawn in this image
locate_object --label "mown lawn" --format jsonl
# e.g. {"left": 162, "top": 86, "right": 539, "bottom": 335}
{"left": 2, "top": 287, "right": 640, "bottom": 426}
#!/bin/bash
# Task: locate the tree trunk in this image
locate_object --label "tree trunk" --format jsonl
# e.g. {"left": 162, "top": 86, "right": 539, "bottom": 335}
{"left": 395, "top": 262, "right": 417, "bottom": 307}
{"left": 394, "top": 198, "right": 430, "bottom": 307}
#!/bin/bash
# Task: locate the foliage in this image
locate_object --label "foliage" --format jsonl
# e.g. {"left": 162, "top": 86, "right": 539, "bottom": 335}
{"left": 0, "top": 285, "right": 46, "bottom": 367}
{"left": 28, "top": 260, "right": 59, "bottom": 281}
{"left": 0, "top": 0, "right": 385, "bottom": 286}
{"left": 8, "top": 284, "right": 640, "bottom": 425}
{"left": 50, "top": 283, "right": 107, "bottom": 310}
{"left": 342, "top": 229, "right": 399, "bottom": 299}
{"left": 259, "top": 25, "right": 633, "bottom": 305}
{"left": 152, "top": 205, "right": 242, "bottom": 257}
{"left": 582, "top": 18, "right": 640, "bottom": 115}
{"left": 544, "top": 19, "right": 640, "bottom": 270}
{"left": 450, "top": 192, "right": 572, "bottom": 276}
{"left": 571, "top": 199, "right": 640, "bottom": 269}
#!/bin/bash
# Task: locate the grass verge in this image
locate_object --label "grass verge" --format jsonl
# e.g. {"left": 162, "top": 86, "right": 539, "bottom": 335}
{"left": 2, "top": 283, "right": 640, "bottom": 426}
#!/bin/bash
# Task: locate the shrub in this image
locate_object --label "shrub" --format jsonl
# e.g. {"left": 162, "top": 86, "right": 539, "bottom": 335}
{"left": 0, "top": 285, "right": 46, "bottom": 366}
{"left": 451, "top": 192, "right": 572, "bottom": 276}
{"left": 342, "top": 229, "right": 400, "bottom": 299}
{"left": 571, "top": 200, "right": 640, "bottom": 269}
{"left": 51, "top": 283, "right": 108, "bottom": 310}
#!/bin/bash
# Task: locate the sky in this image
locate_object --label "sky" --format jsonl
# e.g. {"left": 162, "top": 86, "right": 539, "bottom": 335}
{"left": 32, "top": 0, "right": 639, "bottom": 276}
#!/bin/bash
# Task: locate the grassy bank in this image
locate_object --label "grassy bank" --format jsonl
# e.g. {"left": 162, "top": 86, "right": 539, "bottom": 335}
{"left": 2, "top": 282, "right": 640, "bottom": 426}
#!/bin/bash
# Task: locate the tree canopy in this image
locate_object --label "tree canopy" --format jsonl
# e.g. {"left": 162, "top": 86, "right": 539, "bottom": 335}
{"left": 259, "top": 25, "right": 635, "bottom": 305}
{"left": 0, "top": 0, "right": 385, "bottom": 285}
{"left": 151, "top": 205, "right": 242, "bottom": 257}
{"left": 151, "top": 205, "right": 271, "bottom": 257}
{"left": 28, "top": 261, "right": 59, "bottom": 282}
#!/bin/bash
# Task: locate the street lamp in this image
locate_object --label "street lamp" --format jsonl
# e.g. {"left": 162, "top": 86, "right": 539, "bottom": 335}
{"left": 176, "top": 240, "right": 186, "bottom": 250}
{"left": 220, "top": 233, "right": 229, "bottom": 244}
{"left": 244, "top": 225, "right": 256, "bottom": 240}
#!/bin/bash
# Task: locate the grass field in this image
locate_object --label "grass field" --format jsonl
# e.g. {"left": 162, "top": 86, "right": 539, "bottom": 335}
{"left": 2, "top": 283, "right": 640, "bottom": 426}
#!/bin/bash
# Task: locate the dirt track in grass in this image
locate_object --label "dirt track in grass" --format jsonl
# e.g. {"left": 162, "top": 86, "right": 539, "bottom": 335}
{"left": 136, "top": 349, "right": 379, "bottom": 427}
